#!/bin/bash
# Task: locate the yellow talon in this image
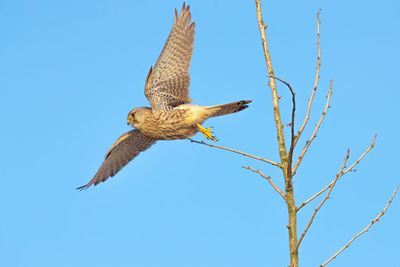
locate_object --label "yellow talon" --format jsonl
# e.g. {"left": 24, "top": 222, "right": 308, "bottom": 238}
{"left": 196, "top": 123, "right": 218, "bottom": 141}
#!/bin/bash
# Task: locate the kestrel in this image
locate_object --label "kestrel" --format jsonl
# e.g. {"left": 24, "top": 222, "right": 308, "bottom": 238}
{"left": 77, "top": 3, "right": 251, "bottom": 190}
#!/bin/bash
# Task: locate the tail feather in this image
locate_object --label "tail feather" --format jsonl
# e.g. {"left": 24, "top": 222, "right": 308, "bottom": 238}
{"left": 206, "top": 100, "right": 251, "bottom": 118}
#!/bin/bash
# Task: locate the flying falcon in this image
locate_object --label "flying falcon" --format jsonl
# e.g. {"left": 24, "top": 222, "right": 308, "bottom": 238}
{"left": 77, "top": 3, "right": 251, "bottom": 190}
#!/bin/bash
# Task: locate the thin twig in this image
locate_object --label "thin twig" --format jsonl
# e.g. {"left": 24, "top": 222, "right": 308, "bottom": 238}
{"left": 242, "top": 165, "right": 286, "bottom": 200}
{"left": 342, "top": 134, "right": 377, "bottom": 175}
{"left": 188, "top": 139, "right": 281, "bottom": 168}
{"left": 294, "top": 10, "right": 321, "bottom": 148}
{"left": 320, "top": 187, "right": 398, "bottom": 267}
{"left": 255, "top": 0, "right": 287, "bottom": 161}
{"left": 292, "top": 81, "right": 333, "bottom": 175}
{"left": 296, "top": 150, "right": 350, "bottom": 250}
{"left": 297, "top": 135, "right": 377, "bottom": 211}
{"left": 269, "top": 76, "right": 296, "bottom": 177}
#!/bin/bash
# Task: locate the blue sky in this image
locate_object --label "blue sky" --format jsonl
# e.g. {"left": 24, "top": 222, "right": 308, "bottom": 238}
{"left": 1, "top": 0, "right": 399, "bottom": 266}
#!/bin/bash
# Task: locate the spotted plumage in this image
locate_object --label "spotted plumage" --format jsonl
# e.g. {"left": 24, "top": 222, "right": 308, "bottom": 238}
{"left": 78, "top": 4, "right": 251, "bottom": 190}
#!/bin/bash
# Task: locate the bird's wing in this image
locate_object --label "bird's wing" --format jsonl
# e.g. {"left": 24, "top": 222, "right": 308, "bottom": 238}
{"left": 144, "top": 3, "right": 195, "bottom": 111}
{"left": 77, "top": 130, "right": 156, "bottom": 190}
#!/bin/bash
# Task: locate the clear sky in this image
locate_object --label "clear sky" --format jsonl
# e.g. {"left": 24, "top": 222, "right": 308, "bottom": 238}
{"left": 1, "top": 0, "right": 399, "bottom": 266}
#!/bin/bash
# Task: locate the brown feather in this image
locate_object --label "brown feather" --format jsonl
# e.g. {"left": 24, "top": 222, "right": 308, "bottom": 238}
{"left": 144, "top": 4, "right": 195, "bottom": 110}
{"left": 77, "top": 130, "right": 156, "bottom": 190}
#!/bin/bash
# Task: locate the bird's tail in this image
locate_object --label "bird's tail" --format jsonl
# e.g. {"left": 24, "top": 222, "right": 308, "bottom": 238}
{"left": 205, "top": 100, "right": 251, "bottom": 118}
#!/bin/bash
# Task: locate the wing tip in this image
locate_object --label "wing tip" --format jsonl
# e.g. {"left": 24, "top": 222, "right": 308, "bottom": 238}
{"left": 182, "top": 2, "right": 188, "bottom": 11}
{"left": 174, "top": 2, "right": 193, "bottom": 27}
{"left": 76, "top": 178, "right": 104, "bottom": 191}
{"left": 174, "top": 8, "right": 178, "bottom": 21}
{"left": 76, "top": 184, "right": 90, "bottom": 191}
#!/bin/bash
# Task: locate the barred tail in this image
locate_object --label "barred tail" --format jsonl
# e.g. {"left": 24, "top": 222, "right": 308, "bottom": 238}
{"left": 206, "top": 100, "right": 251, "bottom": 118}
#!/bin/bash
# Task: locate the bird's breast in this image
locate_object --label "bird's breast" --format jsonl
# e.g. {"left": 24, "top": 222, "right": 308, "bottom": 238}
{"left": 137, "top": 109, "right": 198, "bottom": 140}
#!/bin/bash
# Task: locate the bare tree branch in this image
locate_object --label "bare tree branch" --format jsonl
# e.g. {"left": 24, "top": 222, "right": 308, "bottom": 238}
{"left": 188, "top": 139, "right": 281, "bottom": 168}
{"left": 296, "top": 150, "right": 350, "bottom": 250}
{"left": 255, "top": 1, "right": 298, "bottom": 265}
{"left": 255, "top": 0, "right": 288, "bottom": 161}
{"left": 292, "top": 81, "right": 333, "bottom": 176}
{"left": 242, "top": 165, "right": 286, "bottom": 200}
{"left": 294, "top": 10, "right": 321, "bottom": 149}
{"left": 297, "top": 135, "right": 377, "bottom": 211}
{"left": 269, "top": 76, "right": 296, "bottom": 178}
{"left": 188, "top": 3, "right": 394, "bottom": 266}
{"left": 269, "top": 77, "right": 296, "bottom": 141}
{"left": 342, "top": 135, "right": 377, "bottom": 175}
{"left": 320, "top": 187, "right": 398, "bottom": 267}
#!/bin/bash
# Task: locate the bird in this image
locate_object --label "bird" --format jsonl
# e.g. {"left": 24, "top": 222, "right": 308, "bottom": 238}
{"left": 77, "top": 3, "right": 251, "bottom": 190}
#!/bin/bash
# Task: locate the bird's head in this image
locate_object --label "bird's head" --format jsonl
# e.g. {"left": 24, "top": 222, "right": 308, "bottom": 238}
{"left": 127, "top": 107, "right": 150, "bottom": 128}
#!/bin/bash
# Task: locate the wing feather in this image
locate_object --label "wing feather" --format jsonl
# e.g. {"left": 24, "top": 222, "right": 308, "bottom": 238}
{"left": 144, "top": 3, "right": 195, "bottom": 110}
{"left": 77, "top": 130, "right": 156, "bottom": 190}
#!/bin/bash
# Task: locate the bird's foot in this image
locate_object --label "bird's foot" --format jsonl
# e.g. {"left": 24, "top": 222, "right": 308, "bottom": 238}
{"left": 196, "top": 123, "right": 218, "bottom": 142}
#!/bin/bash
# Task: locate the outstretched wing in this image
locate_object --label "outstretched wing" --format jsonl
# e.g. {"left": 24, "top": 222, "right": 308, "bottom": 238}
{"left": 77, "top": 130, "right": 156, "bottom": 190}
{"left": 144, "top": 3, "right": 195, "bottom": 111}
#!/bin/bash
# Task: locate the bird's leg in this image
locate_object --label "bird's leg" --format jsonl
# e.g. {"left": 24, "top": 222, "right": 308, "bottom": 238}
{"left": 196, "top": 123, "right": 218, "bottom": 142}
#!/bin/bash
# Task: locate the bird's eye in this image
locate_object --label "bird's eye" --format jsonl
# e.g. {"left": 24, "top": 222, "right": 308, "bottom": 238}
{"left": 130, "top": 113, "right": 135, "bottom": 118}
